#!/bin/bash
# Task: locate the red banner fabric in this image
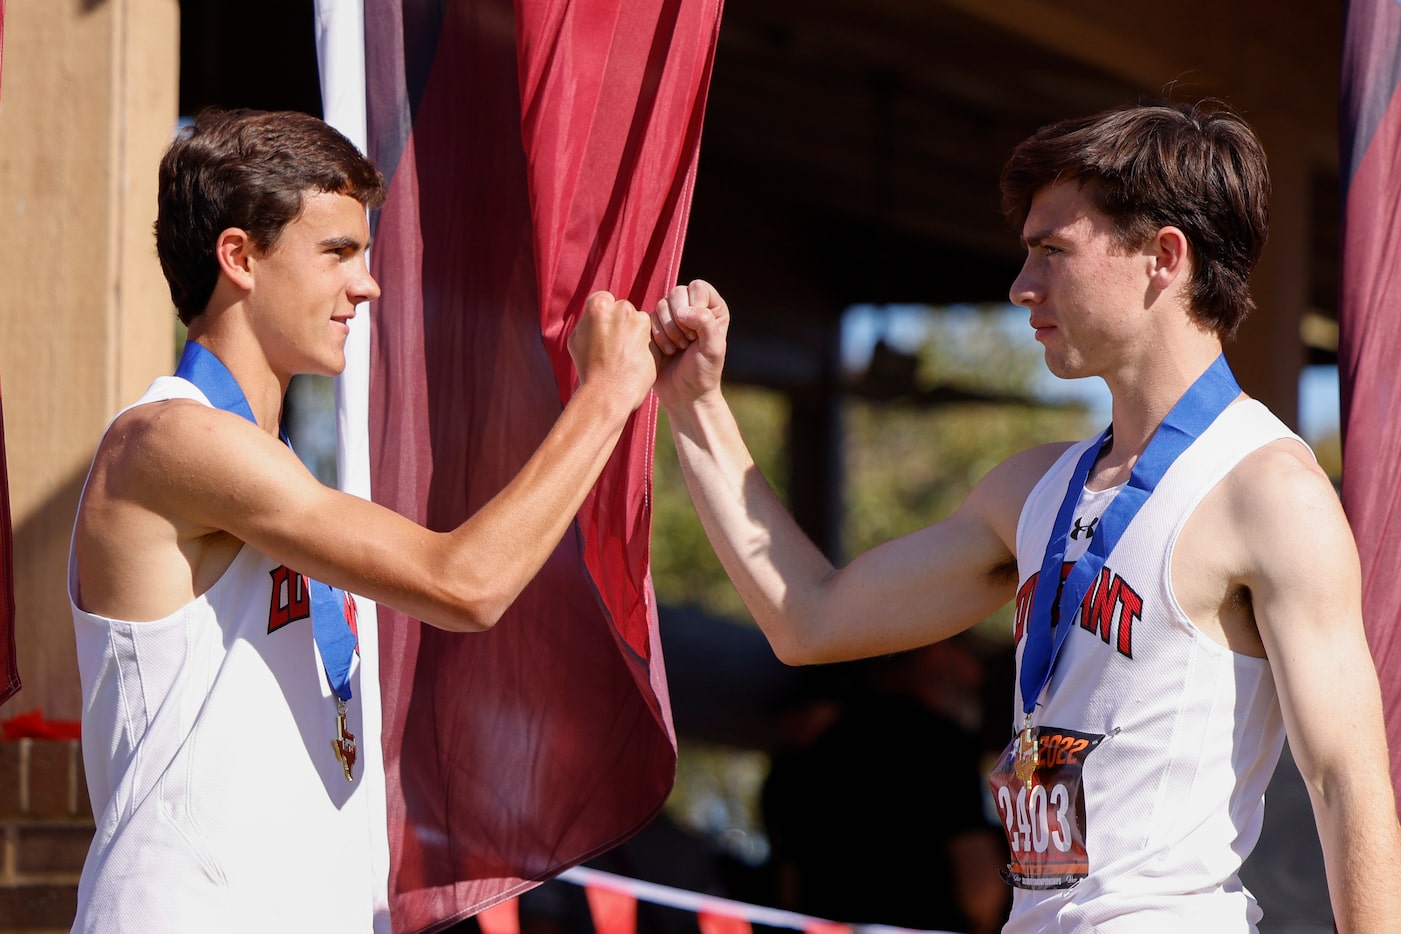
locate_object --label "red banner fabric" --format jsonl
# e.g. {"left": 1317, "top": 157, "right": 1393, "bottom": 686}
{"left": 697, "top": 909, "right": 754, "bottom": 934}
{"left": 803, "top": 924, "right": 854, "bottom": 934}
{"left": 475, "top": 900, "right": 521, "bottom": 934}
{"left": 1338, "top": 0, "right": 1401, "bottom": 804}
{"left": 585, "top": 884, "right": 639, "bottom": 934}
{"left": 0, "top": 373, "right": 18, "bottom": 706}
{"left": 361, "top": 1, "right": 723, "bottom": 930}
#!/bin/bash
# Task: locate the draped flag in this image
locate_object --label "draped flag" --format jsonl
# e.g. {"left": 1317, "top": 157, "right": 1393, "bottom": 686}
{"left": 0, "top": 0, "right": 19, "bottom": 710}
{"left": 316, "top": 2, "right": 724, "bottom": 930}
{"left": 1338, "top": 0, "right": 1401, "bottom": 803}
{"left": 0, "top": 375, "right": 17, "bottom": 708}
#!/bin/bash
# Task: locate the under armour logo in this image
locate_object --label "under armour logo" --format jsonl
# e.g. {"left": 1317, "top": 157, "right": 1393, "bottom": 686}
{"left": 1070, "top": 516, "right": 1099, "bottom": 541}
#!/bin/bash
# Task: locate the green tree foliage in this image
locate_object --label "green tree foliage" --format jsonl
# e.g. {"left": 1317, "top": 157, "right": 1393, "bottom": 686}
{"left": 1313, "top": 428, "right": 1341, "bottom": 482}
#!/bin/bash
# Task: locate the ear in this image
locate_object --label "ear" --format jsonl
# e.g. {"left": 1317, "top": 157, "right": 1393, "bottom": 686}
{"left": 1148, "top": 226, "right": 1190, "bottom": 291}
{"left": 214, "top": 227, "right": 256, "bottom": 291}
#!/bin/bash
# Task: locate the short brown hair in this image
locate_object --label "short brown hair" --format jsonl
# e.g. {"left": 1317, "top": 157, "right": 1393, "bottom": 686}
{"left": 1000, "top": 101, "right": 1270, "bottom": 339}
{"left": 155, "top": 108, "right": 387, "bottom": 324}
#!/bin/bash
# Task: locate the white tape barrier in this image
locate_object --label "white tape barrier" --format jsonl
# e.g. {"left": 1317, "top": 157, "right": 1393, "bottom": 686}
{"left": 556, "top": 865, "right": 958, "bottom": 934}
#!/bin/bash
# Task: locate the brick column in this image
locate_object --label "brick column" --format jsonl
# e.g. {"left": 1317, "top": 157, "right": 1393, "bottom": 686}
{"left": 0, "top": 739, "right": 93, "bottom": 933}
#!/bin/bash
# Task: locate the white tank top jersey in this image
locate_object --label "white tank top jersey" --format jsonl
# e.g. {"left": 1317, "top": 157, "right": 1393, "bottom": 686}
{"left": 1000, "top": 399, "right": 1306, "bottom": 933}
{"left": 68, "top": 377, "right": 391, "bottom": 933}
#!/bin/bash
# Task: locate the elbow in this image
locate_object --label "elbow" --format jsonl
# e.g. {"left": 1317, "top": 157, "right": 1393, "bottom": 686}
{"left": 770, "top": 642, "right": 807, "bottom": 667}
{"left": 422, "top": 586, "right": 512, "bottom": 634}
{"left": 767, "top": 632, "right": 831, "bottom": 668}
{"left": 417, "top": 554, "right": 523, "bottom": 635}
{"left": 442, "top": 606, "right": 500, "bottom": 633}
{"left": 419, "top": 605, "right": 497, "bottom": 634}
{"left": 775, "top": 650, "right": 822, "bottom": 668}
{"left": 760, "top": 604, "right": 842, "bottom": 667}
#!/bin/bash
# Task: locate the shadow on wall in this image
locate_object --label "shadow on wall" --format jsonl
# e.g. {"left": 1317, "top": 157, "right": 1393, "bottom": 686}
{"left": 0, "top": 468, "right": 88, "bottom": 725}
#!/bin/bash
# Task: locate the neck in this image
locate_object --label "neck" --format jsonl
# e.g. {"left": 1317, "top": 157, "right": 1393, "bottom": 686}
{"left": 184, "top": 326, "right": 288, "bottom": 435}
{"left": 1096, "top": 340, "right": 1226, "bottom": 485}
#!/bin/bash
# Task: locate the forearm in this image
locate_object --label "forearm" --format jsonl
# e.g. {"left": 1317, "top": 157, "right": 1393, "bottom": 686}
{"left": 1289, "top": 642, "right": 1401, "bottom": 932}
{"left": 1311, "top": 757, "right": 1401, "bottom": 931}
{"left": 667, "top": 390, "right": 843, "bottom": 664}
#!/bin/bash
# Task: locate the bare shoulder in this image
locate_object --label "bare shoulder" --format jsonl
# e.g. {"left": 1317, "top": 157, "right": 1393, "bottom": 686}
{"left": 969, "top": 441, "right": 1076, "bottom": 501}
{"left": 75, "top": 397, "right": 314, "bottom": 619}
{"left": 1217, "top": 438, "right": 1348, "bottom": 541}
{"left": 962, "top": 440, "right": 1077, "bottom": 544}
{"left": 89, "top": 398, "right": 294, "bottom": 521}
{"left": 1201, "top": 437, "right": 1356, "bottom": 599}
{"left": 1174, "top": 436, "right": 1355, "bottom": 655}
{"left": 85, "top": 398, "right": 217, "bottom": 519}
{"left": 94, "top": 396, "right": 226, "bottom": 475}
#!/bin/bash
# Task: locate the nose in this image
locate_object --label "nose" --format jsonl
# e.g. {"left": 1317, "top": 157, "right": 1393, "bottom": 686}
{"left": 352, "top": 260, "right": 381, "bottom": 305}
{"left": 1009, "top": 259, "right": 1039, "bottom": 307}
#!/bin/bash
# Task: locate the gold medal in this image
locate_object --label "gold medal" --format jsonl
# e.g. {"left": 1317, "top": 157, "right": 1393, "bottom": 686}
{"left": 1013, "top": 720, "right": 1038, "bottom": 788}
{"left": 331, "top": 698, "right": 357, "bottom": 782}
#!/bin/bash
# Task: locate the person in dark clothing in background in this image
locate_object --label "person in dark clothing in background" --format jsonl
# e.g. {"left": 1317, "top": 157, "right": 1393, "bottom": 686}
{"left": 760, "top": 636, "right": 1009, "bottom": 933}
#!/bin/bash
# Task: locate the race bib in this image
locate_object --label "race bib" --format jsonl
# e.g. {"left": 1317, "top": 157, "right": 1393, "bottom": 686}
{"left": 988, "top": 725, "right": 1107, "bottom": 889}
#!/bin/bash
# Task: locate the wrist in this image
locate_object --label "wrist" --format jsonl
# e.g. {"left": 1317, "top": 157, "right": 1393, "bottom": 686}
{"left": 665, "top": 385, "right": 730, "bottom": 435}
{"left": 571, "top": 373, "right": 643, "bottom": 424}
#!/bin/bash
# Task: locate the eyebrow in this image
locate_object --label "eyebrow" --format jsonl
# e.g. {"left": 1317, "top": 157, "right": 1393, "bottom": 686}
{"left": 319, "top": 235, "right": 371, "bottom": 252}
{"left": 1020, "top": 230, "right": 1053, "bottom": 250}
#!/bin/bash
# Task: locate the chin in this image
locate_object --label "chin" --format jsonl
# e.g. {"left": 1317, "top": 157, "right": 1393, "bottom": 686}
{"left": 1040, "top": 351, "right": 1071, "bottom": 379}
{"left": 322, "top": 341, "right": 349, "bottom": 376}
{"left": 303, "top": 354, "right": 347, "bottom": 379}
{"left": 1044, "top": 361, "right": 1095, "bottom": 383}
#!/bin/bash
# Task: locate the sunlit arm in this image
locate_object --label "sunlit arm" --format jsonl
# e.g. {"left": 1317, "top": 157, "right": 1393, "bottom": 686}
{"left": 1244, "top": 451, "right": 1401, "bottom": 932}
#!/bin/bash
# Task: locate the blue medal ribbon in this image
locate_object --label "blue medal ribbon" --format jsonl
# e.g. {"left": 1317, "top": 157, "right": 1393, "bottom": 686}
{"left": 174, "top": 340, "right": 357, "bottom": 703}
{"left": 1020, "top": 354, "right": 1241, "bottom": 720}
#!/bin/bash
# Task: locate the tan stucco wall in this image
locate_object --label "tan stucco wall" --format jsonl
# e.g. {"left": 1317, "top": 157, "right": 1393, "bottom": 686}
{"left": 0, "top": 0, "right": 179, "bottom": 723}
